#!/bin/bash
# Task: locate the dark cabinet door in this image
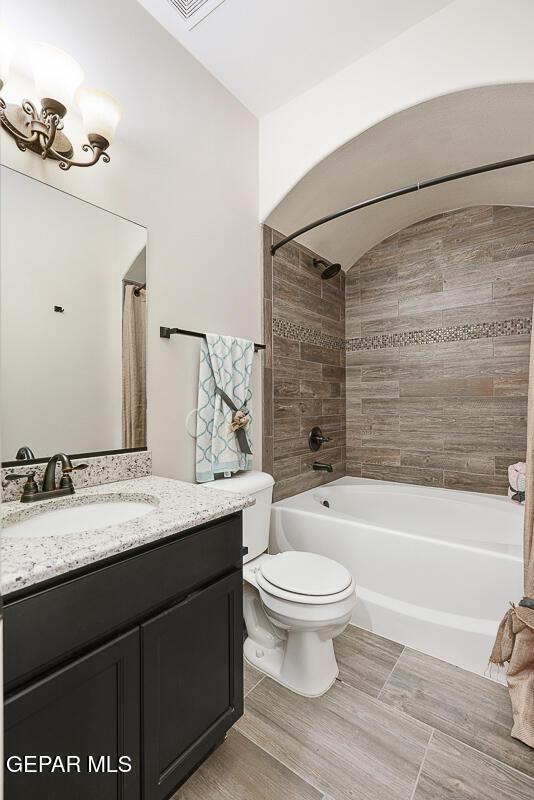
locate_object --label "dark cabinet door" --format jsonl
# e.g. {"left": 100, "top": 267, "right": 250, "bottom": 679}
{"left": 4, "top": 629, "right": 140, "bottom": 800}
{"left": 142, "top": 570, "right": 243, "bottom": 800}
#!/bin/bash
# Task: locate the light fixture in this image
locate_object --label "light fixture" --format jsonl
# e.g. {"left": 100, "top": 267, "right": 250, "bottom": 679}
{"left": 29, "top": 43, "right": 85, "bottom": 114}
{"left": 77, "top": 87, "right": 122, "bottom": 147}
{"left": 0, "top": 39, "right": 122, "bottom": 170}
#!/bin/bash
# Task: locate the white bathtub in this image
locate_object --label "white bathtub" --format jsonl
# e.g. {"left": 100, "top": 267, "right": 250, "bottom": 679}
{"left": 270, "top": 476, "right": 524, "bottom": 681}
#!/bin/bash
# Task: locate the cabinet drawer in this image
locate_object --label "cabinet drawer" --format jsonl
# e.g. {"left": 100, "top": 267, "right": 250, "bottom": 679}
{"left": 4, "top": 514, "right": 242, "bottom": 691}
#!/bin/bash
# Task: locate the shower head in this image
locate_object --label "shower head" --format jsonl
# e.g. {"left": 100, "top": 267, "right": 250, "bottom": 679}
{"left": 322, "top": 262, "right": 342, "bottom": 280}
{"left": 313, "top": 259, "right": 342, "bottom": 280}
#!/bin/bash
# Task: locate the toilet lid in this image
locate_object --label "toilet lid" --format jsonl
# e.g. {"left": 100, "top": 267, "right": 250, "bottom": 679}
{"left": 259, "top": 551, "right": 352, "bottom": 597}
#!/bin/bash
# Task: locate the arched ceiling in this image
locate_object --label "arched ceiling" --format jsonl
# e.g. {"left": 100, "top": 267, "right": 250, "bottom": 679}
{"left": 266, "top": 84, "right": 534, "bottom": 267}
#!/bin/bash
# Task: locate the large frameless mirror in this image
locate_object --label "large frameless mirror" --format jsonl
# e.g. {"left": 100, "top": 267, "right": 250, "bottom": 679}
{"left": 0, "top": 167, "right": 147, "bottom": 464}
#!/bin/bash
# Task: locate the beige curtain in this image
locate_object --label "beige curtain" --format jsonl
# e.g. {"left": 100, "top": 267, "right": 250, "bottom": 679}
{"left": 490, "top": 310, "right": 534, "bottom": 748}
{"left": 122, "top": 284, "right": 146, "bottom": 448}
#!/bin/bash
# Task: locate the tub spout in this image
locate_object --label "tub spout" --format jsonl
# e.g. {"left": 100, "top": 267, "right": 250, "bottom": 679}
{"left": 313, "top": 461, "right": 333, "bottom": 473}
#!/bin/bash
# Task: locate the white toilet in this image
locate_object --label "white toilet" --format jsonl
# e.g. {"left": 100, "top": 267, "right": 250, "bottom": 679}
{"left": 207, "top": 470, "right": 356, "bottom": 697}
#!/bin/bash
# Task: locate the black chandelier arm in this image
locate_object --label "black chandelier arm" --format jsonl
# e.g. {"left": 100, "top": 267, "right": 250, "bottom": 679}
{"left": 53, "top": 141, "right": 111, "bottom": 171}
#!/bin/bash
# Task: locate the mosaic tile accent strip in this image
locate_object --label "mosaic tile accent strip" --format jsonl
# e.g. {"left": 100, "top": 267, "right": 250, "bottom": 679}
{"left": 346, "top": 317, "right": 532, "bottom": 351}
{"left": 273, "top": 317, "right": 344, "bottom": 351}
{"left": 273, "top": 316, "right": 532, "bottom": 352}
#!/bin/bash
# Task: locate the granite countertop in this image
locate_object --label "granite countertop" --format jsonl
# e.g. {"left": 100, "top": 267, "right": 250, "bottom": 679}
{"left": 1, "top": 475, "right": 254, "bottom": 596}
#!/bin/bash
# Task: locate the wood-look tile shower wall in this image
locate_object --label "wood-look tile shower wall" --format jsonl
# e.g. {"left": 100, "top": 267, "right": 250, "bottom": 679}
{"left": 263, "top": 207, "right": 533, "bottom": 499}
{"left": 345, "top": 206, "right": 533, "bottom": 494}
{"left": 262, "top": 226, "right": 346, "bottom": 501}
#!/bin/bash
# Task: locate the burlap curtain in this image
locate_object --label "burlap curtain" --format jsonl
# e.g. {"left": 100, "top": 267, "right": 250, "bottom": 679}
{"left": 122, "top": 285, "right": 146, "bottom": 448}
{"left": 490, "top": 308, "right": 534, "bottom": 749}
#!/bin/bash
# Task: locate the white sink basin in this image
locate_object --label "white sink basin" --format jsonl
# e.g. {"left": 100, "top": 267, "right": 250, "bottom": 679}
{"left": 3, "top": 500, "right": 156, "bottom": 539}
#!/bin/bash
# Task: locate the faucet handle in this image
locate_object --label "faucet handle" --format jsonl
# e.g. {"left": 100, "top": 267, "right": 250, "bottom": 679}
{"left": 5, "top": 470, "right": 36, "bottom": 481}
{"left": 62, "top": 463, "right": 89, "bottom": 473}
{"left": 5, "top": 471, "right": 39, "bottom": 502}
{"left": 308, "top": 426, "right": 331, "bottom": 452}
{"left": 59, "top": 463, "right": 88, "bottom": 490}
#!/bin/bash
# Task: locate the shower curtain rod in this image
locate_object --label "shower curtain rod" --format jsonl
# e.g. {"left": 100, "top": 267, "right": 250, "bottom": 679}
{"left": 270, "top": 152, "right": 534, "bottom": 256}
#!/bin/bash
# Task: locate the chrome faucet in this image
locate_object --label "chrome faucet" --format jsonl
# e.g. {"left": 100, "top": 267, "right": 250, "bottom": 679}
{"left": 5, "top": 453, "right": 88, "bottom": 503}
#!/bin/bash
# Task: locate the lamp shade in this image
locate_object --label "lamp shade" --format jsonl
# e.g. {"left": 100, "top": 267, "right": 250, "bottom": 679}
{"left": 77, "top": 87, "right": 122, "bottom": 144}
{"left": 0, "top": 25, "right": 13, "bottom": 87}
{"left": 29, "top": 42, "right": 84, "bottom": 109}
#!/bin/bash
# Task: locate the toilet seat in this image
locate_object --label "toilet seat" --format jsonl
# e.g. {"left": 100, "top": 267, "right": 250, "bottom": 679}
{"left": 256, "top": 551, "right": 355, "bottom": 605}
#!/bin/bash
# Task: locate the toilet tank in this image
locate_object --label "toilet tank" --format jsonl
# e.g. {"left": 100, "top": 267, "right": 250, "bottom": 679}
{"left": 204, "top": 471, "right": 274, "bottom": 563}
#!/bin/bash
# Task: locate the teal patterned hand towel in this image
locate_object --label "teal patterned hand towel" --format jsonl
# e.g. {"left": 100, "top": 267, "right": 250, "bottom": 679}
{"left": 196, "top": 334, "right": 254, "bottom": 482}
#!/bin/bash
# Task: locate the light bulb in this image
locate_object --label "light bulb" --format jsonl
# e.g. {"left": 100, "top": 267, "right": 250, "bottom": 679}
{"left": 29, "top": 42, "right": 84, "bottom": 112}
{"left": 77, "top": 87, "right": 122, "bottom": 145}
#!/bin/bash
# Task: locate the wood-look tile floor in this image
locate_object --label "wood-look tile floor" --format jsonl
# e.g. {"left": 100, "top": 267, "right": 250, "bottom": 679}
{"left": 174, "top": 626, "right": 534, "bottom": 800}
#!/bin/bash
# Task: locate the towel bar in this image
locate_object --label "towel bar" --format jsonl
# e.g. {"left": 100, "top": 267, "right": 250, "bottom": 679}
{"left": 160, "top": 326, "right": 266, "bottom": 352}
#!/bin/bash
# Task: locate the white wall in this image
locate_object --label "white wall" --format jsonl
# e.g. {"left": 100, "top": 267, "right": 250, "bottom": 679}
{"left": 0, "top": 167, "right": 146, "bottom": 458}
{"left": 260, "top": 0, "right": 534, "bottom": 220}
{"left": 0, "top": 0, "right": 261, "bottom": 480}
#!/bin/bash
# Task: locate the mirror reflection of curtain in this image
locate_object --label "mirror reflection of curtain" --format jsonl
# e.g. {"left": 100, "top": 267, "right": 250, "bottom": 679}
{"left": 122, "top": 285, "right": 146, "bottom": 448}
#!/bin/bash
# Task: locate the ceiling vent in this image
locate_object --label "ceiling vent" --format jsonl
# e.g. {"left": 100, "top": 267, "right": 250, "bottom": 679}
{"left": 167, "top": 0, "right": 227, "bottom": 29}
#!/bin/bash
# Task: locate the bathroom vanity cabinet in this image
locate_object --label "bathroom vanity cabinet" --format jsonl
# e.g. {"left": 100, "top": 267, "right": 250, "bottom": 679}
{"left": 3, "top": 513, "right": 244, "bottom": 800}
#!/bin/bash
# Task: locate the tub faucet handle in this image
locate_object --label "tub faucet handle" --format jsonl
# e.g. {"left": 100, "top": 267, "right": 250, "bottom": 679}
{"left": 309, "top": 426, "right": 331, "bottom": 452}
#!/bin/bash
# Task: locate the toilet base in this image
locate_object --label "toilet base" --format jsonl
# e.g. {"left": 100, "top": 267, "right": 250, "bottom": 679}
{"left": 244, "top": 630, "right": 339, "bottom": 698}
